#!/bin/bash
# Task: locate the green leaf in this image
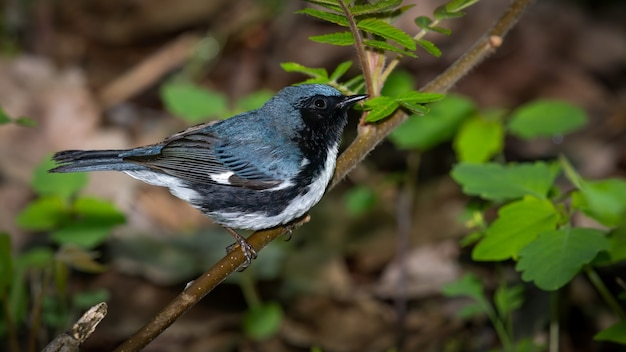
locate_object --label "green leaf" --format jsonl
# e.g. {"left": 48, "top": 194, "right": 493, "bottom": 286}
{"left": 363, "top": 39, "right": 417, "bottom": 58}
{"left": 161, "top": 82, "right": 228, "bottom": 122}
{"left": 33, "top": 156, "right": 88, "bottom": 199}
{"left": 389, "top": 94, "right": 474, "bottom": 150}
{"left": 416, "top": 39, "right": 442, "bottom": 57}
{"left": 434, "top": 5, "right": 466, "bottom": 20}
{"left": 351, "top": 0, "right": 402, "bottom": 16}
{"left": 357, "top": 18, "right": 416, "bottom": 50}
{"left": 395, "top": 91, "right": 445, "bottom": 104}
{"left": 51, "top": 197, "right": 125, "bottom": 249}
{"left": 0, "top": 107, "right": 11, "bottom": 124}
{"left": 329, "top": 61, "right": 353, "bottom": 82}
{"left": 508, "top": 100, "right": 588, "bottom": 139}
{"left": 445, "top": 0, "right": 480, "bottom": 13}
{"left": 243, "top": 302, "right": 284, "bottom": 340}
{"left": 303, "top": 0, "right": 342, "bottom": 12}
{"left": 0, "top": 233, "right": 12, "bottom": 293}
{"left": 414, "top": 16, "right": 433, "bottom": 30}
{"left": 16, "top": 247, "right": 54, "bottom": 270}
{"left": 234, "top": 90, "right": 273, "bottom": 113}
{"left": 14, "top": 117, "right": 37, "bottom": 127}
{"left": 362, "top": 96, "right": 399, "bottom": 122}
{"left": 16, "top": 196, "right": 67, "bottom": 231}
{"left": 516, "top": 228, "right": 609, "bottom": 290}
{"left": 296, "top": 8, "right": 348, "bottom": 26}
{"left": 473, "top": 196, "right": 560, "bottom": 261}
{"left": 606, "top": 225, "right": 626, "bottom": 263}
{"left": 428, "top": 26, "right": 452, "bottom": 36}
{"left": 281, "top": 62, "right": 328, "bottom": 79}
{"left": 381, "top": 70, "right": 415, "bottom": 97}
{"left": 572, "top": 179, "right": 626, "bottom": 227}
{"left": 494, "top": 284, "right": 524, "bottom": 317}
{"left": 454, "top": 115, "right": 504, "bottom": 163}
{"left": 451, "top": 162, "right": 560, "bottom": 202}
{"left": 457, "top": 302, "right": 486, "bottom": 319}
{"left": 309, "top": 32, "right": 355, "bottom": 46}
{"left": 595, "top": 319, "right": 626, "bottom": 343}
{"left": 442, "top": 274, "right": 490, "bottom": 314}
{"left": 344, "top": 186, "right": 377, "bottom": 216}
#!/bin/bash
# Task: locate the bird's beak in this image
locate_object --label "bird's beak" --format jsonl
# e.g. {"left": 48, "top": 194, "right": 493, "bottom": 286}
{"left": 338, "top": 94, "right": 368, "bottom": 109}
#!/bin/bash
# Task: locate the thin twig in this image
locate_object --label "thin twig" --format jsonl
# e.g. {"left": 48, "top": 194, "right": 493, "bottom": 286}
{"left": 113, "top": 1, "right": 533, "bottom": 350}
{"left": 338, "top": 0, "right": 375, "bottom": 97}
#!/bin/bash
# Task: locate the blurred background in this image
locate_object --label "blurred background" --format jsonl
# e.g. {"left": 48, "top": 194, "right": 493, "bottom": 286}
{"left": 0, "top": 0, "right": 625, "bottom": 351}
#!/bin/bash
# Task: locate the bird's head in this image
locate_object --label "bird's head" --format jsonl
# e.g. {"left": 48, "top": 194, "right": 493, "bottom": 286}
{"left": 265, "top": 84, "right": 367, "bottom": 148}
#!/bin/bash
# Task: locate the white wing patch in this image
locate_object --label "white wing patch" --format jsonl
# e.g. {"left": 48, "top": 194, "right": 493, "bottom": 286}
{"left": 210, "top": 171, "right": 235, "bottom": 185}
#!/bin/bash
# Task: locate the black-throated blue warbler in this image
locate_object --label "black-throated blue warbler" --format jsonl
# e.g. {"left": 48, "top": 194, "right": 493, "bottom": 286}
{"left": 50, "top": 84, "right": 367, "bottom": 266}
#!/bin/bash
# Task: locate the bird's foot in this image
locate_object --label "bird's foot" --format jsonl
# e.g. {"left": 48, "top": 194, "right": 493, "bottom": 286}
{"left": 225, "top": 227, "right": 257, "bottom": 270}
{"left": 281, "top": 214, "right": 311, "bottom": 241}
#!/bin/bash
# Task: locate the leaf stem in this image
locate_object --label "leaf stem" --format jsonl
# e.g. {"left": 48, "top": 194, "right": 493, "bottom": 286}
{"left": 337, "top": 0, "right": 375, "bottom": 98}
{"left": 585, "top": 266, "right": 626, "bottom": 319}
{"left": 549, "top": 291, "right": 560, "bottom": 352}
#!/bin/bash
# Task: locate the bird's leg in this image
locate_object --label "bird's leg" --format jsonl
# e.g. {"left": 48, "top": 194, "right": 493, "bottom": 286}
{"left": 224, "top": 227, "right": 257, "bottom": 269}
{"left": 281, "top": 214, "right": 311, "bottom": 241}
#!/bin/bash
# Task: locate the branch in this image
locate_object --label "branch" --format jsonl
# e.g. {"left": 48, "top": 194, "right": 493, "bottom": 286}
{"left": 113, "top": 1, "right": 533, "bottom": 351}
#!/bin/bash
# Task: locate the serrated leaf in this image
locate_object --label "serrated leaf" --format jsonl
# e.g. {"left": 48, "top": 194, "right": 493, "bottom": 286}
{"left": 34, "top": 156, "right": 88, "bottom": 199}
{"left": 473, "top": 196, "right": 560, "bottom": 261}
{"left": 243, "top": 302, "right": 284, "bottom": 340}
{"left": 17, "top": 196, "right": 67, "bottom": 231}
{"left": 389, "top": 94, "right": 474, "bottom": 150}
{"left": 451, "top": 162, "right": 560, "bottom": 202}
{"left": 572, "top": 179, "right": 626, "bottom": 227}
{"left": 296, "top": 8, "right": 348, "bottom": 26}
{"left": 351, "top": 0, "right": 402, "bottom": 16}
{"left": 161, "top": 82, "right": 227, "bottom": 122}
{"left": 416, "top": 39, "right": 442, "bottom": 57}
{"left": 454, "top": 115, "right": 504, "bottom": 163}
{"left": 395, "top": 91, "right": 445, "bottom": 104}
{"left": 595, "top": 319, "right": 626, "bottom": 343}
{"left": 329, "top": 61, "right": 352, "bottom": 81}
{"left": 358, "top": 18, "right": 416, "bottom": 50}
{"left": 303, "top": 0, "right": 342, "bottom": 13}
{"left": 281, "top": 62, "right": 328, "bottom": 79}
{"left": 516, "top": 228, "right": 609, "bottom": 290}
{"left": 363, "top": 39, "right": 417, "bottom": 58}
{"left": 309, "top": 32, "right": 355, "bottom": 46}
{"left": 362, "top": 96, "right": 399, "bottom": 122}
{"left": 494, "top": 284, "right": 524, "bottom": 317}
{"left": 508, "top": 100, "right": 588, "bottom": 139}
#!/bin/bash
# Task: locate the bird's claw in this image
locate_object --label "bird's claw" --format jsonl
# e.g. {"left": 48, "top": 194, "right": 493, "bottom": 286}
{"left": 225, "top": 227, "right": 257, "bottom": 270}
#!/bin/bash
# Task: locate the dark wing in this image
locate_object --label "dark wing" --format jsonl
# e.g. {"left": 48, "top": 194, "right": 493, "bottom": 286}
{"left": 123, "top": 129, "right": 283, "bottom": 190}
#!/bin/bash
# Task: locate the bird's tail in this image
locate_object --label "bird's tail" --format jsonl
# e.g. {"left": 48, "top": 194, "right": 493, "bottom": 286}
{"left": 50, "top": 149, "right": 137, "bottom": 173}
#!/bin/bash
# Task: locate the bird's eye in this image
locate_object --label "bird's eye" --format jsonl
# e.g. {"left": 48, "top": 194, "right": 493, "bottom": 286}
{"left": 313, "top": 98, "right": 327, "bottom": 109}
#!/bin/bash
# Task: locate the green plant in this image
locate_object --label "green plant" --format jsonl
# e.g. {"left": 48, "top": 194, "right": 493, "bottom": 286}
{"left": 1, "top": 156, "right": 124, "bottom": 351}
{"left": 113, "top": 0, "right": 535, "bottom": 350}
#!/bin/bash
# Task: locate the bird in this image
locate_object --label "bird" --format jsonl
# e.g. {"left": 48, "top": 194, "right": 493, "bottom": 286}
{"left": 50, "top": 84, "right": 367, "bottom": 267}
